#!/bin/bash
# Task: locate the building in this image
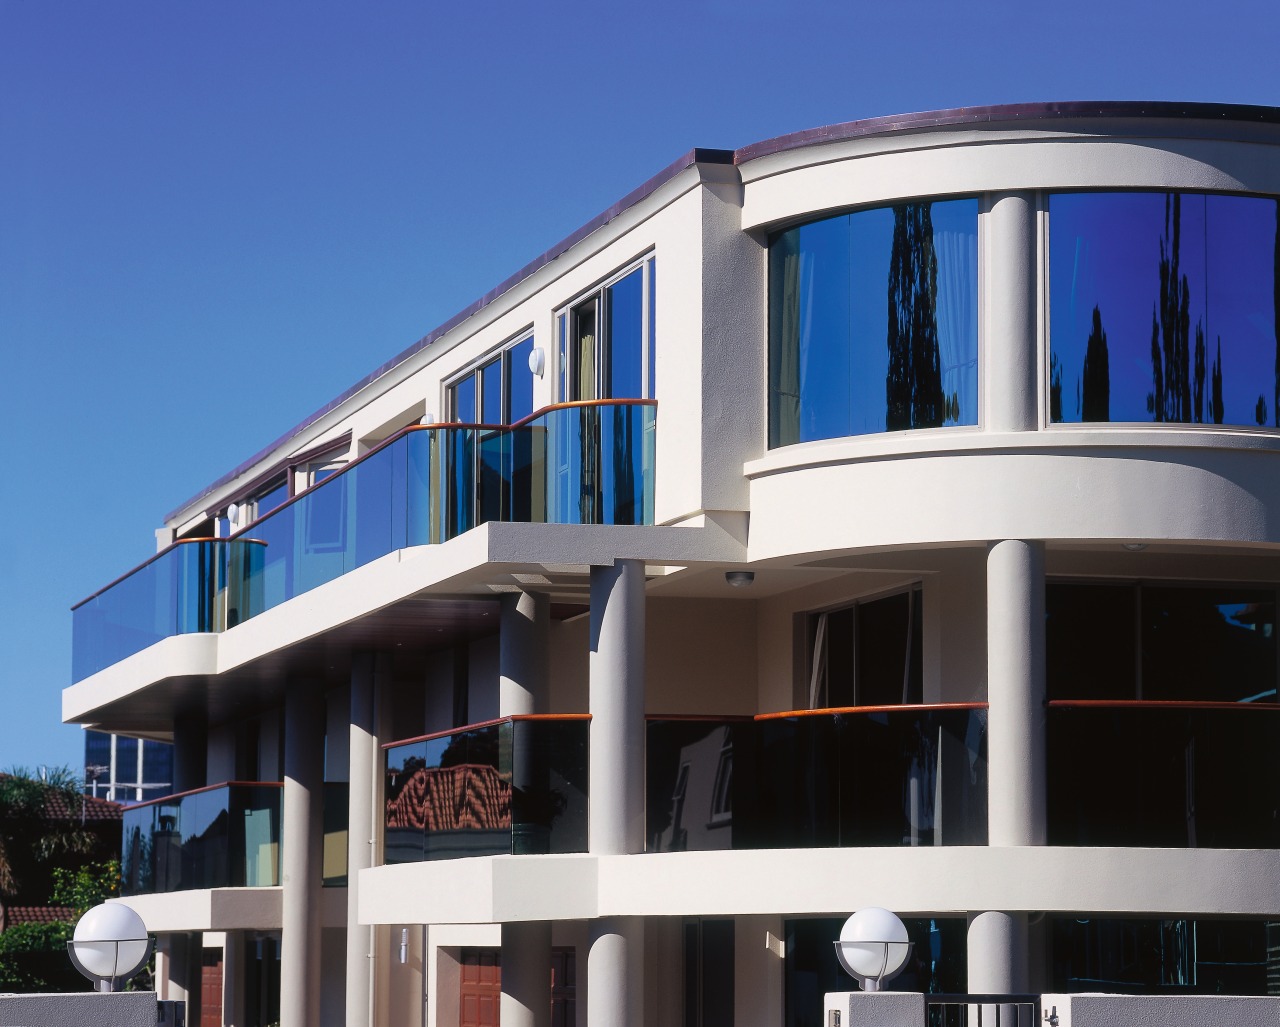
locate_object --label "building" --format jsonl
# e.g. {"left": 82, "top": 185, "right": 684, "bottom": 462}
{"left": 84, "top": 730, "right": 174, "bottom": 804}
{"left": 64, "top": 102, "right": 1280, "bottom": 1027}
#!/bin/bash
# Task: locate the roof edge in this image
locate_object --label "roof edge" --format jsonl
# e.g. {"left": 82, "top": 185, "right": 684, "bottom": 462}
{"left": 732, "top": 100, "right": 1280, "bottom": 164}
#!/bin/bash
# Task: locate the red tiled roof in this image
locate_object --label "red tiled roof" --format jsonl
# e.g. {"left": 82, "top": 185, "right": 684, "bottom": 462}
{"left": 5, "top": 905, "right": 75, "bottom": 926}
{"left": 0, "top": 774, "right": 123, "bottom": 823}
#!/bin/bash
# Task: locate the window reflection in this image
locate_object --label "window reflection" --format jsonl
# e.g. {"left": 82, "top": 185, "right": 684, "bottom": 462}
{"left": 1049, "top": 191, "right": 1280, "bottom": 427}
{"left": 769, "top": 199, "right": 979, "bottom": 447}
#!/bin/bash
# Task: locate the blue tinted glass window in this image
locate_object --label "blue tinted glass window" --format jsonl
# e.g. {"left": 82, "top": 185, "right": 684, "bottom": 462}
{"left": 451, "top": 371, "right": 477, "bottom": 422}
{"left": 607, "top": 267, "right": 645, "bottom": 399}
{"left": 254, "top": 478, "right": 289, "bottom": 519}
{"left": 480, "top": 359, "right": 502, "bottom": 425}
{"left": 506, "top": 337, "right": 535, "bottom": 423}
{"left": 84, "top": 731, "right": 112, "bottom": 770}
{"left": 116, "top": 737, "right": 139, "bottom": 781}
{"left": 1049, "top": 192, "right": 1279, "bottom": 426}
{"left": 648, "top": 260, "right": 656, "bottom": 398}
{"left": 142, "top": 740, "right": 174, "bottom": 787}
{"left": 769, "top": 198, "right": 979, "bottom": 447}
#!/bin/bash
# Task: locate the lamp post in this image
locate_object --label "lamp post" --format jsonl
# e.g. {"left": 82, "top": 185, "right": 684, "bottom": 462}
{"left": 833, "top": 907, "right": 912, "bottom": 992}
{"left": 67, "top": 902, "right": 154, "bottom": 993}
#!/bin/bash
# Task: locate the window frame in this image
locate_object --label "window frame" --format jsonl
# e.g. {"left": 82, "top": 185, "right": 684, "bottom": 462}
{"left": 445, "top": 330, "right": 536, "bottom": 427}
{"left": 554, "top": 255, "right": 656, "bottom": 403}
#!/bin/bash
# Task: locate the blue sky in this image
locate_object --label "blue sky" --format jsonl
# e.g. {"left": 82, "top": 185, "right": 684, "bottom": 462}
{"left": 1, "top": 0, "right": 1276, "bottom": 773}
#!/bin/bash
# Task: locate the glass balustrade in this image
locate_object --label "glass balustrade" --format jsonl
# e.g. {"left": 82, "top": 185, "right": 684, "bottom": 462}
{"left": 1048, "top": 701, "right": 1280, "bottom": 847}
{"left": 71, "top": 539, "right": 265, "bottom": 681}
{"left": 647, "top": 706, "right": 988, "bottom": 852}
{"left": 120, "top": 782, "right": 282, "bottom": 895}
{"left": 72, "top": 401, "right": 656, "bottom": 681}
{"left": 383, "top": 716, "right": 590, "bottom": 863}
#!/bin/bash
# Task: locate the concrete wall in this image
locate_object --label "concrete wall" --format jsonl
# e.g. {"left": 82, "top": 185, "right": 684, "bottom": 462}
{"left": 1044, "top": 994, "right": 1280, "bottom": 1027}
{"left": 0, "top": 992, "right": 181, "bottom": 1027}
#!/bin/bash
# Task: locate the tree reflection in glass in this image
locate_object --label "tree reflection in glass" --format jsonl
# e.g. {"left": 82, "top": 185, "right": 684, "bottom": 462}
{"left": 1049, "top": 192, "right": 1280, "bottom": 427}
{"left": 768, "top": 198, "right": 978, "bottom": 447}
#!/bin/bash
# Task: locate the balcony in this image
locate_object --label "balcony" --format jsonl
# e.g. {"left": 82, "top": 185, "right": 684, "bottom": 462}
{"left": 384, "top": 716, "right": 590, "bottom": 862}
{"left": 72, "top": 400, "right": 656, "bottom": 681}
{"left": 380, "top": 705, "right": 988, "bottom": 866}
{"left": 121, "top": 782, "right": 282, "bottom": 895}
{"left": 1048, "top": 700, "right": 1280, "bottom": 848}
{"left": 647, "top": 705, "right": 989, "bottom": 852}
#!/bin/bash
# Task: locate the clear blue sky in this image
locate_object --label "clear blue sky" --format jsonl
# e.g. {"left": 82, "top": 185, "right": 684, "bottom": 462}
{"left": 0, "top": 0, "right": 1275, "bottom": 773}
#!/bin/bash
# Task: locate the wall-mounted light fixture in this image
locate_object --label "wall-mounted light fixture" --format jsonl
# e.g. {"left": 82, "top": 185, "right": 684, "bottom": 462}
{"left": 398, "top": 927, "right": 409, "bottom": 965}
{"left": 1122, "top": 542, "right": 1148, "bottom": 552}
{"left": 725, "top": 571, "right": 755, "bottom": 588}
{"left": 528, "top": 347, "right": 546, "bottom": 378}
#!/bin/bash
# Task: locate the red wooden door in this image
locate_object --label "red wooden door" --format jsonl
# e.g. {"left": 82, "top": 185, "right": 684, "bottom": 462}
{"left": 459, "top": 948, "right": 501, "bottom": 1027}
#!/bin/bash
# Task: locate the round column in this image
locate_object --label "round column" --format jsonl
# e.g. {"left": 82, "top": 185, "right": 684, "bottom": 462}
{"left": 967, "top": 910, "right": 1029, "bottom": 993}
{"left": 501, "top": 921, "right": 553, "bottom": 1027}
{"left": 986, "top": 538, "right": 1047, "bottom": 847}
{"left": 280, "top": 683, "right": 323, "bottom": 1027}
{"left": 588, "top": 560, "right": 645, "bottom": 855}
{"left": 500, "top": 590, "right": 549, "bottom": 717}
{"left": 346, "top": 654, "right": 379, "bottom": 1027}
{"left": 984, "top": 191, "right": 1039, "bottom": 434}
{"left": 587, "top": 917, "right": 643, "bottom": 1027}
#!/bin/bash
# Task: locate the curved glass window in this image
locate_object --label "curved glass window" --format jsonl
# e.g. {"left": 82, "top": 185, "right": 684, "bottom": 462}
{"left": 1049, "top": 191, "right": 1280, "bottom": 427}
{"left": 768, "top": 198, "right": 979, "bottom": 448}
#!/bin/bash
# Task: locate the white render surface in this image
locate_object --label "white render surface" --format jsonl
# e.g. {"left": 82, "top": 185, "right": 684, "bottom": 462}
{"left": 1041, "top": 993, "right": 1280, "bottom": 1027}
{"left": 359, "top": 846, "right": 1280, "bottom": 925}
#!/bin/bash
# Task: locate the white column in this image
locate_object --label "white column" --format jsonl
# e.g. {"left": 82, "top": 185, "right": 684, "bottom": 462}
{"left": 500, "top": 590, "right": 550, "bottom": 717}
{"left": 588, "top": 560, "right": 645, "bottom": 855}
{"left": 967, "top": 910, "right": 1029, "bottom": 993}
{"left": 984, "top": 191, "right": 1039, "bottom": 434}
{"left": 500, "top": 921, "right": 553, "bottom": 1027}
{"left": 499, "top": 592, "right": 552, "bottom": 1026}
{"left": 986, "top": 539, "right": 1047, "bottom": 847}
{"left": 586, "top": 561, "right": 645, "bottom": 1027}
{"left": 281, "top": 684, "right": 323, "bottom": 1027}
{"left": 587, "top": 917, "right": 643, "bottom": 1027}
{"left": 346, "top": 654, "right": 380, "bottom": 1027}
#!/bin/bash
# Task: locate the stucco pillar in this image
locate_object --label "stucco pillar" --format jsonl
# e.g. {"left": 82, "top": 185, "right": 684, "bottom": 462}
{"left": 499, "top": 592, "right": 552, "bottom": 1024}
{"left": 586, "top": 561, "right": 645, "bottom": 1026}
{"left": 984, "top": 191, "right": 1039, "bottom": 434}
{"left": 346, "top": 654, "right": 380, "bottom": 1027}
{"left": 986, "top": 539, "right": 1047, "bottom": 847}
{"left": 588, "top": 559, "right": 645, "bottom": 855}
{"left": 281, "top": 684, "right": 324, "bottom": 1027}
{"left": 967, "top": 910, "right": 1029, "bottom": 994}
{"left": 500, "top": 921, "right": 553, "bottom": 1027}
{"left": 500, "top": 590, "right": 549, "bottom": 716}
{"left": 588, "top": 917, "right": 644, "bottom": 1027}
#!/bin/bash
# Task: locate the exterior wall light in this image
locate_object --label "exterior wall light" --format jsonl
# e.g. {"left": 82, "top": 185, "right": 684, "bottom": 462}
{"left": 1122, "top": 542, "right": 1148, "bottom": 552}
{"left": 725, "top": 571, "right": 755, "bottom": 588}
{"left": 528, "top": 346, "right": 546, "bottom": 378}
{"left": 833, "top": 907, "right": 912, "bottom": 992}
{"left": 67, "top": 902, "right": 154, "bottom": 992}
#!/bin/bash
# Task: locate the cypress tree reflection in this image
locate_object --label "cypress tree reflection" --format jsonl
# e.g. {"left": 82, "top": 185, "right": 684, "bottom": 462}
{"left": 886, "top": 203, "right": 945, "bottom": 430}
{"left": 1082, "top": 306, "right": 1110, "bottom": 422}
{"left": 766, "top": 198, "right": 977, "bottom": 447}
{"left": 1050, "top": 191, "right": 1277, "bottom": 428}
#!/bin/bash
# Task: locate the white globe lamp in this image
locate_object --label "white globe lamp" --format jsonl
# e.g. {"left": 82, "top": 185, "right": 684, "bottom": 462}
{"left": 833, "top": 907, "right": 912, "bottom": 992}
{"left": 67, "top": 902, "right": 153, "bottom": 992}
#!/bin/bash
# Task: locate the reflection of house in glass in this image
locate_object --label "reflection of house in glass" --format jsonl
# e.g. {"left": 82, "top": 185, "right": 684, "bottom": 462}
{"left": 66, "top": 103, "right": 1280, "bottom": 1027}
